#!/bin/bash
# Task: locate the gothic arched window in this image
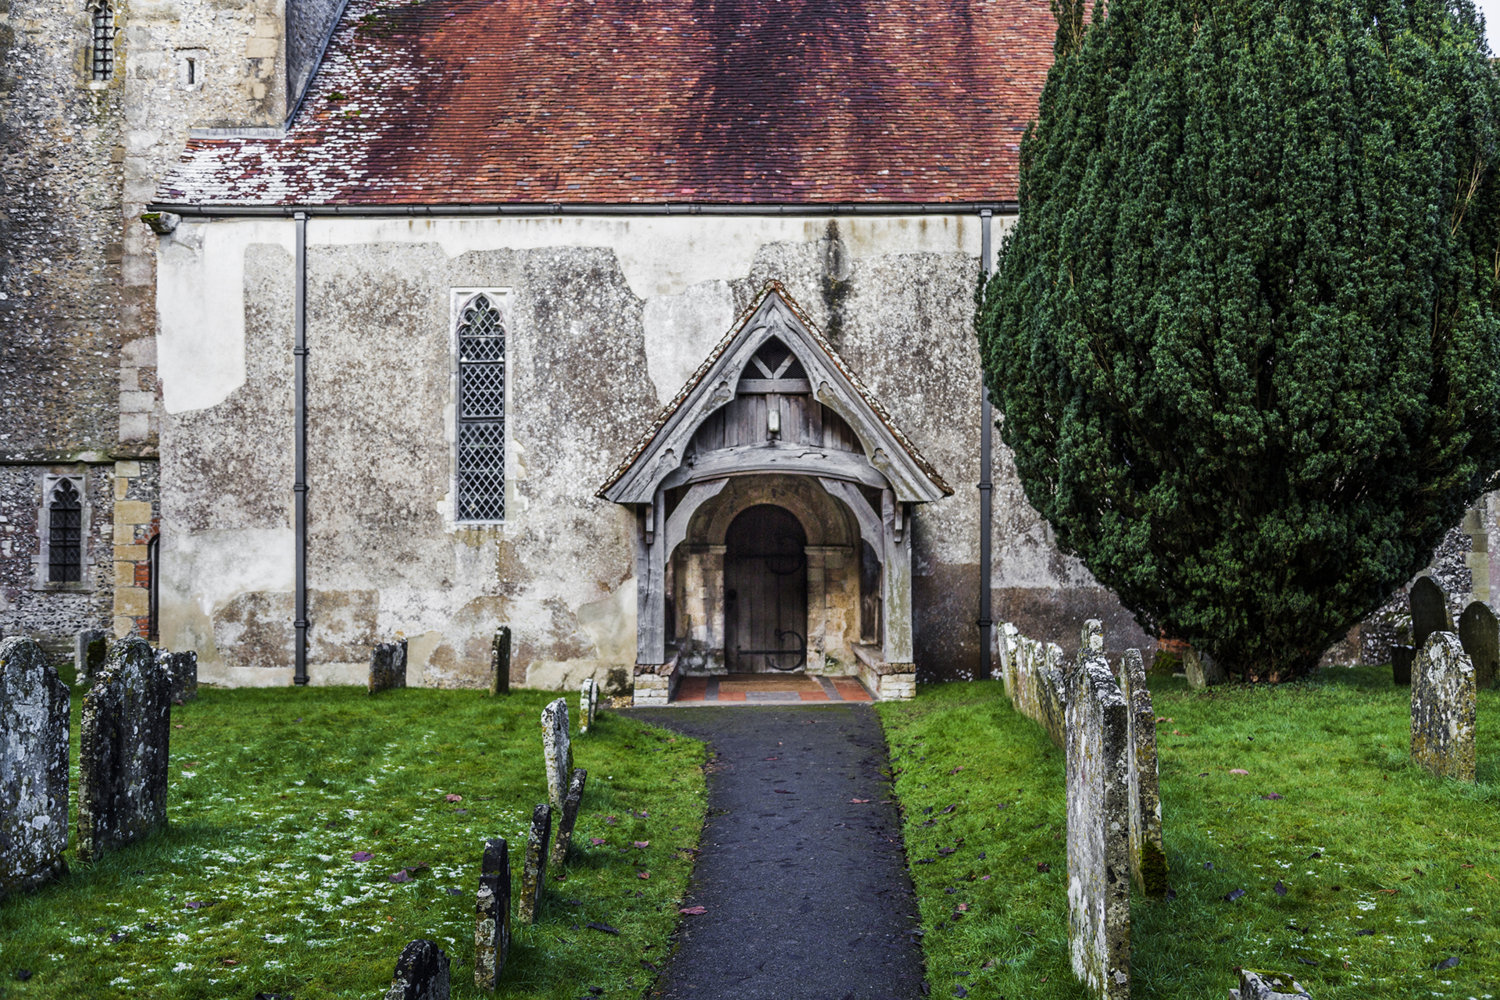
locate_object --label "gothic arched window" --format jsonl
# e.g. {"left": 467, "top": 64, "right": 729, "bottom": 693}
{"left": 48, "top": 479, "right": 83, "bottom": 583}
{"left": 89, "top": 0, "right": 115, "bottom": 81}
{"left": 455, "top": 293, "right": 506, "bottom": 522}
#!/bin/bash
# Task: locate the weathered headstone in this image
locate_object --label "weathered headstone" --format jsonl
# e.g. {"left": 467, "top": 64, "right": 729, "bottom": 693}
{"left": 1117, "top": 649, "right": 1165, "bottom": 898}
{"left": 548, "top": 768, "right": 588, "bottom": 870}
{"left": 157, "top": 649, "right": 198, "bottom": 704}
{"left": 74, "top": 629, "right": 108, "bottom": 685}
{"left": 1391, "top": 644, "right": 1415, "bottom": 686}
{"left": 541, "top": 698, "right": 572, "bottom": 810}
{"left": 1458, "top": 601, "right": 1498, "bottom": 690}
{"left": 1410, "top": 576, "right": 1451, "bottom": 651}
{"left": 78, "top": 636, "right": 172, "bottom": 862}
{"left": 490, "top": 626, "right": 511, "bottom": 696}
{"left": 369, "top": 639, "right": 408, "bottom": 694}
{"left": 1065, "top": 649, "right": 1132, "bottom": 1000}
{"left": 1410, "top": 632, "right": 1477, "bottom": 782}
{"left": 1229, "top": 969, "right": 1311, "bottom": 1000}
{"left": 579, "top": 677, "right": 599, "bottom": 732}
{"left": 474, "top": 838, "right": 510, "bottom": 991}
{"left": 516, "top": 803, "right": 552, "bottom": 925}
{"left": 0, "top": 637, "right": 70, "bottom": 900}
{"left": 1081, "top": 618, "right": 1104, "bottom": 654}
{"left": 385, "top": 939, "right": 451, "bottom": 1000}
{"left": 1182, "top": 646, "right": 1227, "bottom": 689}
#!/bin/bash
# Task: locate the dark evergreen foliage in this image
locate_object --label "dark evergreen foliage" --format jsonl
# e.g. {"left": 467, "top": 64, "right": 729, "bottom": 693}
{"left": 978, "top": 0, "right": 1500, "bottom": 680}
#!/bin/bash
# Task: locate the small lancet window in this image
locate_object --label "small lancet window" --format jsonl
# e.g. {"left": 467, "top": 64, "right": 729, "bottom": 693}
{"left": 89, "top": 0, "right": 115, "bottom": 81}
{"left": 48, "top": 479, "right": 83, "bottom": 583}
{"left": 455, "top": 294, "right": 505, "bottom": 522}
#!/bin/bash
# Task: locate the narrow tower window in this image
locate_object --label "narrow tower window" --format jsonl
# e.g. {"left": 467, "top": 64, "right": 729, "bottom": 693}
{"left": 48, "top": 479, "right": 83, "bottom": 583}
{"left": 90, "top": 0, "right": 115, "bottom": 81}
{"left": 455, "top": 293, "right": 506, "bottom": 522}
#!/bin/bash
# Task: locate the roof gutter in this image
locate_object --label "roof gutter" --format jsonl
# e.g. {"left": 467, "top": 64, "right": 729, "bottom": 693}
{"left": 147, "top": 201, "right": 1019, "bottom": 219}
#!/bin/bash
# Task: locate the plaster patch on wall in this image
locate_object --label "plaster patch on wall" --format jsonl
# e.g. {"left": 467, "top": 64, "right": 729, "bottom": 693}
{"left": 641, "top": 280, "right": 736, "bottom": 404}
{"left": 575, "top": 581, "right": 636, "bottom": 669}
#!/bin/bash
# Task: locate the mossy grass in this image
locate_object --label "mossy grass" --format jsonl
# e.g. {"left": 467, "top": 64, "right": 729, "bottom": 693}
{"left": 0, "top": 687, "right": 706, "bottom": 999}
{"left": 878, "top": 669, "right": 1500, "bottom": 999}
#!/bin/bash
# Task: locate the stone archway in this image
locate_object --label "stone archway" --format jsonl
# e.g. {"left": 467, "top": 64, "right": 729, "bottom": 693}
{"left": 723, "top": 504, "right": 808, "bottom": 673}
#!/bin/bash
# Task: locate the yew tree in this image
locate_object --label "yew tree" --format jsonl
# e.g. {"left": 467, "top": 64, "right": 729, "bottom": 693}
{"left": 978, "top": 0, "right": 1500, "bottom": 681}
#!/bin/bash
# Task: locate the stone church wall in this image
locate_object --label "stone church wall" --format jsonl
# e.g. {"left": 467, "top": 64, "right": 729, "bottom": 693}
{"left": 155, "top": 214, "right": 1154, "bottom": 689}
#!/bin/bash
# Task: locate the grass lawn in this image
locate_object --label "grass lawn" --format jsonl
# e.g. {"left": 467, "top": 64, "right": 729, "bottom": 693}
{"left": 0, "top": 687, "right": 707, "bottom": 1000}
{"left": 878, "top": 668, "right": 1500, "bottom": 1000}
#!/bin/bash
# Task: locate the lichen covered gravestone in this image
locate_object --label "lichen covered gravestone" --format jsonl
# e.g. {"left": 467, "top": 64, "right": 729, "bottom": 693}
{"left": 385, "top": 939, "right": 451, "bottom": 1000}
{"left": 369, "top": 639, "right": 408, "bottom": 693}
{"left": 541, "top": 698, "right": 572, "bottom": 810}
{"left": 548, "top": 768, "right": 588, "bottom": 870}
{"left": 1458, "top": 601, "right": 1498, "bottom": 690}
{"left": 74, "top": 629, "right": 107, "bottom": 685}
{"left": 1182, "top": 646, "right": 1227, "bottom": 689}
{"left": 1410, "top": 632, "right": 1477, "bottom": 782}
{"left": 579, "top": 677, "right": 599, "bottom": 731}
{"left": 1229, "top": 969, "right": 1312, "bottom": 1000}
{"left": 1410, "top": 576, "right": 1451, "bottom": 651}
{"left": 1117, "top": 648, "right": 1165, "bottom": 898}
{"left": 0, "top": 637, "right": 70, "bottom": 899}
{"left": 490, "top": 626, "right": 511, "bottom": 696}
{"left": 78, "top": 636, "right": 172, "bottom": 862}
{"left": 516, "top": 803, "right": 553, "bottom": 925}
{"left": 1066, "top": 648, "right": 1132, "bottom": 1000}
{"left": 474, "top": 838, "right": 510, "bottom": 990}
{"left": 157, "top": 649, "right": 198, "bottom": 704}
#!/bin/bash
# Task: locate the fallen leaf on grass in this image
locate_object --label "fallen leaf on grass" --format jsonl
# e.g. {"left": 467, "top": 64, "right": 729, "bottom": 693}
{"left": 948, "top": 766, "right": 964, "bottom": 775}
{"left": 637, "top": 871, "right": 650, "bottom": 880}
{"left": 1377, "top": 888, "right": 1398, "bottom": 895}
{"left": 1224, "top": 889, "right": 1246, "bottom": 902}
{"left": 679, "top": 905, "right": 707, "bottom": 915}
{"left": 1274, "top": 881, "right": 1287, "bottom": 897}
{"left": 185, "top": 900, "right": 213, "bottom": 910}
{"left": 351, "top": 851, "right": 373, "bottom": 862}
{"left": 389, "top": 870, "right": 413, "bottom": 883}
{"left": 940, "top": 804, "right": 957, "bottom": 814}
{"left": 589, "top": 837, "right": 606, "bottom": 846}
{"left": 586, "top": 922, "right": 620, "bottom": 935}
{"left": 444, "top": 793, "right": 462, "bottom": 802}
{"left": 1355, "top": 929, "right": 1375, "bottom": 937}
{"left": 632, "top": 841, "right": 650, "bottom": 849}
{"left": 1261, "top": 793, "right": 1284, "bottom": 800}
{"left": 1432, "top": 956, "right": 1460, "bottom": 970}
{"left": 1036, "top": 862, "right": 1051, "bottom": 873}
{"left": 1228, "top": 769, "right": 1249, "bottom": 775}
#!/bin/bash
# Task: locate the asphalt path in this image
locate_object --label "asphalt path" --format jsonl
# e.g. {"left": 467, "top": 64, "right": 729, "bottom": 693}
{"left": 628, "top": 704, "right": 925, "bottom": 1000}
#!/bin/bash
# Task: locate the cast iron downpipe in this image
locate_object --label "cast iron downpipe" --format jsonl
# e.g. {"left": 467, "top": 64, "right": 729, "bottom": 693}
{"left": 979, "top": 210, "right": 995, "bottom": 679}
{"left": 294, "top": 211, "right": 310, "bottom": 685}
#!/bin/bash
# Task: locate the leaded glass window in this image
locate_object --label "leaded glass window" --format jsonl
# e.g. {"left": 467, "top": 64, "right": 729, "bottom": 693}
{"left": 90, "top": 0, "right": 115, "bottom": 82}
{"left": 48, "top": 479, "right": 83, "bottom": 583}
{"left": 456, "top": 293, "right": 505, "bottom": 521}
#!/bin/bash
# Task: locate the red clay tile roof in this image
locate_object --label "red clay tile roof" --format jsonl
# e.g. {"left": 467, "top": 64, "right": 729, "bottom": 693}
{"left": 157, "top": 0, "right": 1056, "bottom": 208}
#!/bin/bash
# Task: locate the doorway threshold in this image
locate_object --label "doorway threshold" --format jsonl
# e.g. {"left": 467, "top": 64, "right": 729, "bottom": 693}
{"left": 672, "top": 672, "right": 874, "bottom": 705}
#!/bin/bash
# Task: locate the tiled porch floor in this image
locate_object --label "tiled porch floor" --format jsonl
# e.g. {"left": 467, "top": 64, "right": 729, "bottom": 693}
{"left": 673, "top": 672, "right": 875, "bottom": 704}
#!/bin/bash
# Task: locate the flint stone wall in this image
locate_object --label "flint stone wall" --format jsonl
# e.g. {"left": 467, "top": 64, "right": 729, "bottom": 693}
{"left": 997, "top": 622, "right": 1068, "bottom": 747}
{"left": 385, "top": 939, "right": 451, "bottom": 1000}
{"left": 1066, "top": 648, "right": 1132, "bottom": 1000}
{"left": 1410, "top": 631, "right": 1477, "bottom": 782}
{"left": 0, "top": 637, "right": 70, "bottom": 899}
{"left": 78, "top": 636, "right": 172, "bottom": 862}
{"left": 474, "top": 837, "right": 510, "bottom": 990}
{"left": 541, "top": 699, "right": 572, "bottom": 810}
{"left": 1118, "top": 648, "right": 1165, "bottom": 897}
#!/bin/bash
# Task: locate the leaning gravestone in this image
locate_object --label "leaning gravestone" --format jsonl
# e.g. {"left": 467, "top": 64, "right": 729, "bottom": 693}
{"left": 1410, "top": 632, "right": 1477, "bottom": 782}
{"left": 1458, "top": 601, "right": 1498, "bottom": 690}
{"left": 1390, "top": 644, "right": 1415, "bottom": 686}
{"left": 548, "top": 768, "right": 588, "bottom": 870}
{"left": 74, "top": 629, "right": 108, "bottom": 685}
{"left": 1182, "top": 646, "right": 1227, "bottom": 689}
{"left": 1066, "top": 648, "right": 1132, "bottom": 1000}
{"left": 1410, "top": 576, "right": 1451, "bottom": 651}
{"left": 490, "top": 626, "right": 511, "bottom": 696}
{"left": 0, "top": 637, "right": 70, "bottom": 899}
{"left": 516, "top": 803, "right": 553, "bottom": 925}
{"left": 385, "top": 939, "right": 451, "bottom": 1000}
{"left": 541, "top": 698, "right": 572, "bottom": 810}
{"left": 157, "top": 649, "right": 198, "bottom": 704}
{"left": 474, "top": 838, "right": 510, "bottom": 990}
{"left": 369, "top": 639, "right": 408, "bottom": 693}
{"left": 1117, "top": 649, "right": 1165, "bottom": 898}
{"left": 78, "top": 636, "right": 172, "bottom": 862}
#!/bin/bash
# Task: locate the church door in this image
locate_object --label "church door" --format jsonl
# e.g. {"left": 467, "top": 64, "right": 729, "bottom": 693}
{"left": 724, "top": 504, "right": 808, "bottom": 672}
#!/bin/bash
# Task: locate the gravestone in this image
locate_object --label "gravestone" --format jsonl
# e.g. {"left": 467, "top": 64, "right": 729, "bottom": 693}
{"left": 1066, "top": 648, "right": 1132, "bottom": 999}
{"left": 541, "top": 698, "right": 572, "bottom": 810}
{"left": 474, "top": 838, "right": 510, "bottom": 990}
{"left": 1117, "top": 649, "right": 1165, "bottom": 898}
{"left": 1410, "top": 576, "right": 1450, "bottom": 651}
{"left": 1410, "top": 632, "right": 1477, "bottom": 782}
{"left": 548, "top": 768, "right": 588, "bottom": 870}
{"left": 1229, "top": 969, "right": 1311, "bottom": 1000}
{"left": 385, "top": 939, "right": 451, "bottom": 1000}
{"left": 78, "top": 636, "right": 172, "bottom": 862}
{"left": 579, "top": 677, "right": 599, "bottom": 732}
{"left": 369, "top": 639, "right": 408, "bottom": 693}
{"left": 0, "top": 637, "right": 70, "bottom": 899}
{"left": 1081, "top": 618, "right": 1105, "bottom": 654}
{"left": 1182, "top": 646, "right": 1227, "bottom": 689}
{"left": 157, "top": 649, "right": 198, "bottom": 704}
{"left": 1458, "top": 601, "right": 1498, "bottom": 689}
{"left": 74, "top": 629, "right": 108, "bottom": 685}
{"left": 490, "top": 626, "right": 511, "bottom": 696}
{"left": 1390, "top": 645, "right": 1415, "bottom": 686}
{"left": 516, "top": 803, "right": 552, "bottom": 925}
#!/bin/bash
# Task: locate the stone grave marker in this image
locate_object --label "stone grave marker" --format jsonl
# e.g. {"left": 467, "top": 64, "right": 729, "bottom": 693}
{"left": 1182, "top": 646, "right": 1227, "bottom": 689}
{"left": 1458, "top": 601, "right": 1498, "bottom": 689}
{"left": 1229, "top": 969, "right": 1311, "bottom": 1000}
{"left": 369, "top": 639, "right": 408, "bottom": 693}
{"left": 516, "top": 803, "right": 552, "bottom": 924}
{"left": 1117, "top": 648, "right": 1165, "bottom": 898}
{"left": 385, "top": 939, "right": 451, "bottom": 1000}
{"left": 548, "top": 768, "right": 588, "bottom": 870}
{"left": 1410, "top": 576, "right": 1450, "bottom": 651}
{"left": 1390, "top": 644, "right": 1415, "bottom": 686}
{"left": 157, "top": 649, "right": 198, "bottom": 704}
{"left": 579, "top": 677, "right": 599, "bottom": 732}
{"left": 474, "top": 838, "right": 510, "bottom": 990}
{"left": 0, "top": 637, "right": 70, "bottom": 900}
{"left": 1066, "top": 648, "right": 1132, "bottom": 1000}
{"left": 541, "top": 698, "right": 572, "bottom": 810}
{"left": 1410, "top": 632, "right": 1477, "bottom": 782}
{"left": 78, "top": 636, "right": 172, "bottom": 862}
{"left": 490, "top": 626, "right": 511, "bottom": 696}
{"left": 74, "top": 629, "right": 107, "bottom": 685}
{"left": 1081, "top": 618, "right": 1104, "bottom": 654}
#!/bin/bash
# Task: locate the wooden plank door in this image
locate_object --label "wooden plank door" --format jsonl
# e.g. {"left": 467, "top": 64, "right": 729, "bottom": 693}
{"left": 724, "top": 504, "right": 808, "bottom": 672}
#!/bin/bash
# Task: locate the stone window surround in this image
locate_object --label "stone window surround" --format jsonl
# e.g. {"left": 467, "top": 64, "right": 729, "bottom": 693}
{"left": 85, "top": 0, "right": 118, "bottom": 87}
{"left": 448, "top": 287, "right": 511, "bottom": 529}
{"left": 34, "top": 470, "right": 94, "bottom": 592}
